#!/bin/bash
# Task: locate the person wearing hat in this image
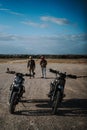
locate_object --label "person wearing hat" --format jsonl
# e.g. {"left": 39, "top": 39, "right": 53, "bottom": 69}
{"left": 27, "top": 56, "right": 35, "bottom": 78}
{"left": 40, "top": 56, "right": 47, "bottom": 78}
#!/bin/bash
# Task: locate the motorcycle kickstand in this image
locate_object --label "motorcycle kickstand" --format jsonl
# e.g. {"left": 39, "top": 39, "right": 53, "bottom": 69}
{"left": 21, "top": 102, "right": 26, "bottom": 108}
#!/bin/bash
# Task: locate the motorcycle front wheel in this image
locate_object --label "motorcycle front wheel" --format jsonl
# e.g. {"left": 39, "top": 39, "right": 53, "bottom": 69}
{"left": 9, "top": 92, "right": 17, "bottom": 114}
{"left": 52, "top": 91, "right": 61, "bottom": 114}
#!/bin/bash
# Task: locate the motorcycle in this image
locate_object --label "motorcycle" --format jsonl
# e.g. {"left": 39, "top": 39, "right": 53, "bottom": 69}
{"left": 9, "top": 72, "right": 25, "bottom": 114}
{"left": 48, "top": 68, "right": 77, "bottom": 114}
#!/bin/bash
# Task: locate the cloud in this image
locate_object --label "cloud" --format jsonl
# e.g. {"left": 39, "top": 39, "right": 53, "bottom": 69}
{"left": 0, "top": 8, "right": 9, "bottom": 11}
{"left": 41, "top": 16, "right": 71, "bottom": 25}
{"left": 0, "top": 32, "right": 87, "bottom": 43}
{"left": 0, "top": 33, "right": 86, "bottom": 55}
{"left": 64, "top": 34, "right": 87, "bottom": 41}
{"left": 21, "top": 21, "right": 48, "bottom": 28}
{"left": 0, "top": 7, "right": 24, "bottom": 16}
{"left": 21, "top": 16, "right": 73, "bottom": 29}
{"left": 0, "top": 33, "right": 17, "bottom": 41}
{"left": 0, "top": 33, "right": 40, "bottom": 41}
{"left": 0, "top": 24, "right": 11, "bottom": 31}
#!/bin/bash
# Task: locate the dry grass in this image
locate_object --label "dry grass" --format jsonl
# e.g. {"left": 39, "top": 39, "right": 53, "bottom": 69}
{"left": 0, "top": 58, "right": 26, "bottom": 63}
{"left": 47, "top": 58, "right": 87, "bottom": 64}
{"left": 0, "top": 58, "right": 87, "bottom": 64}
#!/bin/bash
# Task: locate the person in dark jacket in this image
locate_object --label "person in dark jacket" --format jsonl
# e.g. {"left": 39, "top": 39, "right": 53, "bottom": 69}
{"left": 27, "top": 56, "right": 35, "bottom": 78}
{"left": 40, "top": 56, "right": 47, "bottom": 78}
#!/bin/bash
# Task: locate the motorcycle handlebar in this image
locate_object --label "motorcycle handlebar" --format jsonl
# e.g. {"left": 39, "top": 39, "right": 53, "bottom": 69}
{"left": 6, "top": 70, "right": 35, "bottom": 77}
{"left": 67, "top": 74, "right": 77, "bottom": 79}
{"left": 49, "top": 68, "right": 77, "bottom": 79}
{"left": 49, "top": 69, "right": 59, "bottom": 74}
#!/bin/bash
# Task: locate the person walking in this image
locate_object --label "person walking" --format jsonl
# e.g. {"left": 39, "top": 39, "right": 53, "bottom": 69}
{"left": 40, "top": 56, "right": 47, "bottom": 78}
{"left": 27, "top": 56, "right": 35, "bottom": 78}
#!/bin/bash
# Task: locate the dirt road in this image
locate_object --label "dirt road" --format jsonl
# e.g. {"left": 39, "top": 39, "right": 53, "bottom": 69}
{"left": 0, "top": 61, "right": 87, "bottom": 130}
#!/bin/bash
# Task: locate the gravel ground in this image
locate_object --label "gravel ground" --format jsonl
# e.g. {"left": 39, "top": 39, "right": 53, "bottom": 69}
{"left": 0, "top": 61, "right": 87, "bottom": 130}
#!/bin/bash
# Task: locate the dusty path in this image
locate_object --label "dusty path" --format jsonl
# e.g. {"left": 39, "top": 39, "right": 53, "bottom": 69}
{"left": 0, "top": 61, "right": 87, "bottom": 130}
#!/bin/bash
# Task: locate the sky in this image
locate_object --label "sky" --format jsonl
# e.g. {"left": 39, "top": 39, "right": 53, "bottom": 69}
{"left": 0, "top": 0, "right": 87, "bottom": 54}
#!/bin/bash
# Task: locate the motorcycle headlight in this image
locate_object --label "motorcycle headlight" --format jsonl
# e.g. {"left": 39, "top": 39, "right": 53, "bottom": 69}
{"left": 55, "top": 79, "right": 58, "bottom": 82}
{"left": 58, "top": 85, "right": 63, "bottom": 90}
{"left": 13, "top": 82, "right": 15, "bottom": 85}
{"left": 14, "top": 84, "right": 19, "bottom": 87}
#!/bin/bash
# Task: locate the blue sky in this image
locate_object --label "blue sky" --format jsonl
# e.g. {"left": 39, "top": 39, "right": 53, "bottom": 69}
{"left": 0, "top": 0, "right": 87, "bottom": 54}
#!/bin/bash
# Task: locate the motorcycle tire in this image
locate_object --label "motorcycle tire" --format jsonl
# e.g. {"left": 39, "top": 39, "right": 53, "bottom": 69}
{"left": 49, "top": 92, "right": 55, "bottom": 107}
{"left": 52, "top": 91, "right": 61, "bottom": 114}
{"left": 9, "top": 92, "right": 17, "bottom": 114}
